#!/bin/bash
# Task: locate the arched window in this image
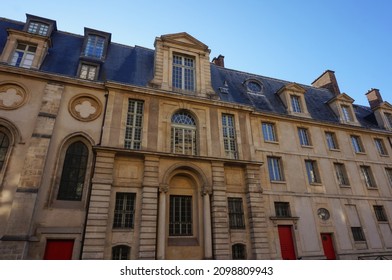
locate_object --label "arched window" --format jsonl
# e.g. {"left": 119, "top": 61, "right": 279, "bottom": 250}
{"left": 0, "top": 130, "right": 10, "bottom": 172}
{"left": 171, "top": 111, "right": 197, "bottom": 155}
{"left": 57, "top": 141, "right": 89, "bottom": 201}
{"left": 112, "top": 245, "right": 130, "bottom": 260}
{"left": 232, "top": 243, "right": 246, "bottom": 260}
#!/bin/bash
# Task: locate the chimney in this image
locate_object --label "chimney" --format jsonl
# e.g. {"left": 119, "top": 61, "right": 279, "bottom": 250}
{"left": 311, "top": 70, "right": 341, "bottom": 96}
{"left": 212, "top": 55, "right": 225, "bottom": 67}
{"left": 366, "top": 88, "right": 383, "bottom": 109}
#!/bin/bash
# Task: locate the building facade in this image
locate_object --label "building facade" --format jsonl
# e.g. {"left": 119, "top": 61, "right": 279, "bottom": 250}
{"left": 1, "top": 14, "right": 392, "bottom": 260}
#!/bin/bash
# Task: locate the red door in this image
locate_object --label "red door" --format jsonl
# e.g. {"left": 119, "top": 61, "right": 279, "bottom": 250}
{"left": 321, "top": 233, "right": 336, "bottom": 260}
{"left": 43, "top": 239, "right": 74, "bottom": 260}
{"left": 278, "top": 225, "right": 296, "bottom": 260}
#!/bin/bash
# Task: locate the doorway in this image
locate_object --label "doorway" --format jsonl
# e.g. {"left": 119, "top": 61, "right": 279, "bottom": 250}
{"left": 321, "top": 233, "right": 336, "bottom": 260}
{"left": 278, "top": 225, "right": 296, "bottom": 260}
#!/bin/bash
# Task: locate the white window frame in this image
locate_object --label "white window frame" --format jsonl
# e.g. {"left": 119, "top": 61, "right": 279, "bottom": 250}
{"left": 334, "top": 163, "right": 350, "bottom": 186}
{"left": 290, "top": 95, "right": 302, "bottom": 113}
{"left": 172, "top": 54, "right": 195, "bottom": 92}
{"left": 262, "top": 122, "right": 277, "bottom": 142}
{"left": 360, "top": 165, "right": 376, "bottom": 188}
{"left": 351, "top": 135, "right": 365, "bottom": 153}
{"left": 325, "top": 131, "right": 339, "bottom": 150}
{"left": 305, "top": 160, "right": 321, "bottom": 184}
{"left": 124, "top": 99, "right": 144, "bottom": 150}
{"left": 267, "top": 156, "right": 284, "bottom": 181}
{"left": 374, "top": 138, "right": 388, "bottom": 156}
{"left": 298, "top": 127, "right": 311, "bottom": 146}
{"left": 222, "top": 114, "right": 238, "bottom": 159}
{"left": 10, "top": 43, "right": 37, "bottom": 68}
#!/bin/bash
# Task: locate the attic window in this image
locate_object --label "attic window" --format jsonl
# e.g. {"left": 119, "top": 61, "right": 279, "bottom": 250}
{"left": 84, "top": 35, "right": 105, "bottom": 58}
{"left": 245, "top": 80, "right": 263, "bottom": 94}
{"left": 27, "top": 21, "right": 49, "bottom": 36}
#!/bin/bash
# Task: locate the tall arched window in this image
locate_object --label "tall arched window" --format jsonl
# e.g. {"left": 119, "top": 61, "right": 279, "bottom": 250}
{"left": 171, "top": 111, "right": 197, "bottom": 155}
{"left": 0, "top": 130, "right": 10, "bottom": 172}
{"left": 57, "top": 141, "right": 89, "bottom": 201}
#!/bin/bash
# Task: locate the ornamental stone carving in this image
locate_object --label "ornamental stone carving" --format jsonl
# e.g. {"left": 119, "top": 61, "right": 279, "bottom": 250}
{"left": 0, "top": 84, "right": 28, "bottom": 110}
{"left": 68, "top": 94, "right": 102, "bottom": 122}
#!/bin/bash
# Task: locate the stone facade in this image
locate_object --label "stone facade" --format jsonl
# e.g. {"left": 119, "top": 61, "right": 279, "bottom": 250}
{"left": 0, "top": 14, "right": 392, "bottom": 260}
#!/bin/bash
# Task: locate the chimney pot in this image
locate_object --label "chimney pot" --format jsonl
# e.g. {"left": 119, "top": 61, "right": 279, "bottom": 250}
{"left": 212, "top": 55, "right": 225, "bottom": 67}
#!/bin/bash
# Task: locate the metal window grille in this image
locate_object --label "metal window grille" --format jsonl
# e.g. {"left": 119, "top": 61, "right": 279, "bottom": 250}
{"left": 268, "top": 157, "right": 284, "bottom": 181}
{"left": 334, "top": 163, "right": 349, "bottom": 186}
{"left": 305, "top": 160, "right": 321, "bottom": 184}
{"left": 124, "top": 99, "right": 144, "bottom": 149}
{"left": 291, "top": 95, "right": 302, "bottom": 113}
{"left": 373, "top": 206, "right": 388, "bottom": 222}
{"left": 171, "top": 111, "right": 197, "bottom": 155}
{"left": 232, "top": 244, "right": 246, "bottom": 260}
{"left": 351, "top": 227, "right": 366, "bottom": 241}
{"left": 113, "top": 192, "right": 136, "bottom": 228}
{"left": 84, "top": 35, "right": 105, "bottom": 58}
{"left": 325, "top": 132, "right": 338, "bottom": 150}
{"left": 57, "top": 141, "right": 88, "bottom": 201}
{"left": 298, "top": 128, "right": 311, "bottom": 146}
{"left": 0, "top": 131, "right": 10, "bottom": 171}
{"left": 262, "top": 123, "right": 277, "bottom": 142}
{"left": 169, "top": 195, "right": 192, "bottom": 236}
{"left": 172, "top": 55, "right": 195, "bottom": 91}
{"left": 274, "top": 202, "right": 291, "bottom": 217}
{"left": 228, "top": 198, "right": 245, "bottom": 229}
{"left": 112, "top": 245, "right": 130, "bottom": 260}
{"left": 10, "top": 43, "right": 36, "bottom": 68}
{"left": 222, "top": 114, "right": 238, "bottom": 159}
{"left": 360, "top": 165, "right": 376, "bottom": 188}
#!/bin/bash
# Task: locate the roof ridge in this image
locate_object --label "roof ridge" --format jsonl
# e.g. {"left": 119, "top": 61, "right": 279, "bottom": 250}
{"left": 0, "top": 17, "right": 24, "bottom": 25}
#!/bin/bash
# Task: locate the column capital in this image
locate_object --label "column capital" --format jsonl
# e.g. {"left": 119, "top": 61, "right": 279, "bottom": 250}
{"left": 201, "top": 185, "right": 212, "bottom": 196}
{"left": 159, "top": 184, "right": 169, "bottom": 193}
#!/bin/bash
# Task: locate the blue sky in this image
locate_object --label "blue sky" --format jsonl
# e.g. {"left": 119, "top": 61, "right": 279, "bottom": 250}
{"left": 2, "top": 0, "right": 391, "bottom": 106}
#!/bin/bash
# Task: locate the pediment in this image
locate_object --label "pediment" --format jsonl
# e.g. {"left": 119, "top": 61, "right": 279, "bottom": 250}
{"left": 159, "top": 32, "right": 210, "bottom": 52}
{"left": 277, "top": 83, "right": 306, "bottom": 95}
{"left": 378, "top": 101, "right": 392, "bottom": 111}
{"left": 327, "top": 93, "right": 354, "bottom": 104}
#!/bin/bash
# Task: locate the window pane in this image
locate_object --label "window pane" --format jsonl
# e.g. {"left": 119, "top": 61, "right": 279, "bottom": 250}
{"left": 57, "top": 141, "right": 88, "bottom": 201}
{"left": 112, "top": 245, "right": 130, "bottom": 260}
{"left": 113, "top": 193, "right": 136, "bottom": 228}
{"left": 0, "top": 131, "right": 10, "bottom": 171}
{"left": 222, "top": 114, "right": 238, "bottom": 159}
{"left": 228, "top": 198, "right": 245, "bottom": 229}
{"left": 351, "top": 136, "right": 364, "bottom": 153}
{"left": 274, "top": 202, "right": 291, "bottom": 217}
{"left": 172, "top": 55, "right": 195, "bottom": 91}
{"left": 171, "top": 111, "right": 197, "bottom": 155}
{"left": 361, "top": 166, "right": 376, "bottom": 188}
{"left": 325, "top": 132, "right": 338, "bottom": 150}
{"left": 268, "top": 157, "right": 283, "bottom": 181}
{"left": 298, "top": 128, "right": 310, "bottom": 146}
{"left": 124, "top": 100, "right": 144, "bottom": 149}
{"left": 85, "top": 35, "right": 105, "bottom": 58}
{"left": 262, "top": 123, "right": 276, "bottom": 142}
{"left": 232, "top": 244, "right": 246, "bottom": 260}
{"left": 291, "top": 95, "right": 302, "bottom": 113}
{"left": 373, "top": 206, "right": 388, "bottom": 222}
{"left": 305, "top": 160, "right": 320, "bottom": 184}
{"left": 169, "top": 195, "right": 192, "bottom": 236}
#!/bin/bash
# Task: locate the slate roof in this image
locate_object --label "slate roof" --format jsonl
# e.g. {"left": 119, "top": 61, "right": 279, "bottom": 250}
{"left": 0, "top": 17, "right": 382, "bottom": 130}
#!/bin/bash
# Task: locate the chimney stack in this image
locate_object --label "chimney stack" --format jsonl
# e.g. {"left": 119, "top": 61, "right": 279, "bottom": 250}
{"left": 311, "top": 70, "right": 341, "bottom": 96}
{"left": 212, "top": 55, "right": 225, "bottom": 67}
{"left": 366, "top": 88, "right": 383, "bottom": 109}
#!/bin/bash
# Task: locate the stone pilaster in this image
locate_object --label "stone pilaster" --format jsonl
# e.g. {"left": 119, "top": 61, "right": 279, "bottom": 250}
{"left": 138, "top": 155, "right": 160, "bottom": 259}
{"left": 0, "top": 82, "right": 63, "bottom": 259}
{"left": 210, "top": 162, "right": 230, "bottom": 259}
{"left": 245, "top": 164, "right": 270, "bottom": 259}
{"left": 82, "top": 151, "right": 114, "bottom": 259}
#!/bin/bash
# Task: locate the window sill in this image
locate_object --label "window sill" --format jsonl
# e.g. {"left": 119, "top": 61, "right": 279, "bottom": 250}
{"left": 339, "top": 184, "right": 351, "bottom": 188}
{"left": 270, "top": 216, "right": 299, "bottom": 221}
{"left": 328, "top": 148, "right": 340, "bottom": 152}
{"left": 270, "top": 180, "right": 286, "bottom": 184}
{"left": 379, "top": 154, "right": 389, "bottom": 157}
{"left": 309, "top": 182, "right": 323, "bottom": 186}
{"left": 112, "top": 228, "right": 134, "bottom": 232}
{"left": 264, "top": 140, "right": 279, "bottom": 145}
{"left": 366, "top": 187, "right": 378, "bottom": 190}
{"left": 300, "top": 145, "right": 313, "bottom": 149}
{"left": 354, "top": 152, "right": 367, "bottom": 155}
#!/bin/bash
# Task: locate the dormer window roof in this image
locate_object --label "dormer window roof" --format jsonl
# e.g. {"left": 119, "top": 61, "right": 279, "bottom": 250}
{"left": 24, "top": 14, "right": 57, "bottom": 37}
{"left": 327, "top": 93, "right": 359, "bottom": 126}
{"left": 277, "top": 83, "right": 310, "bottom": 118}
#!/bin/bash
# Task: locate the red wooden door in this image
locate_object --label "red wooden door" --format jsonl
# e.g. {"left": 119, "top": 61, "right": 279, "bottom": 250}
{"left": 321, "top": 233, "right": 336, "bottom": 260}
{"left": 43, "top": 239, "right": 74, "bottom": 260}
{"left": 278, "top": 225, "right": 296, "bottom": 260}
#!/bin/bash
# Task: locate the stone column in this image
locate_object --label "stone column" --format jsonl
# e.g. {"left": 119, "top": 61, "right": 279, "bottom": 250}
{"left": 156, "top": 185, "right": 168, "bottom": 260}
{"left": 202, "top": 187, "right": 213, "bottom": 259}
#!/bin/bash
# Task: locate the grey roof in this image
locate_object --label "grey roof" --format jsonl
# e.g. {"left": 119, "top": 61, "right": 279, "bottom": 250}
{"left": 0, "top": 18, "right": 381, "bottom": 130}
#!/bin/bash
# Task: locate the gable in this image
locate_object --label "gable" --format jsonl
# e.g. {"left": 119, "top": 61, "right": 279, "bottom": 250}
{"left": 160, "top": 32, "right": 210, "bottom": 52}
{"left": 327, "top": 93, "right": 355, "bottom": 104}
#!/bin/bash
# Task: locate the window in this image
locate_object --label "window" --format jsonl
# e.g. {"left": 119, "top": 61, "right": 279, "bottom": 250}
{"left": 228, "top": 198, "right": 245, "bottom": 229}
{"left": 79, "top": 63, "right": 98, "bottom": 80}
{"left": 360, "top": 165, "right": 376, "bottom": 188}
{"left": 334, "top": 163, "right": 349, "bottom": 186}
{"left": 57, "top": 141, "right": 88, "bottom": 201}
{"left": 305, "top": 160, "right": 321, "bottom": 184}
{"left": 274, "top": 202, "right": 291, "bottom": 218}
{"left": 386, "top": 168, "right": 392, "bottom": 187}
{"left": 113, "top": 192, "right": 136, "bottom": 229}
{"left": 374, "top": 138, "right": 388, "bottom": 156}
{"left": 262, "top": 122, "right": 277, "bottom": 142}
{"left": 169, "top": 195, "right": 192, "bottom": 236}
{"left": 112, "top": 245, "right": 130, "bottom": 260}
{"left": 290, "top": 95, "right": 302, "bottom": 113}
{"left": 171, "top": 111, "right": 197, "bottom": 155}
{"left": 232, "top": 244, "right": 246, "bottom": 260}
{"left": 27, "top": 21, "right": 49, "bottom": 36}
{"left": 222, "top": 114, "right": 238, "bottom": 159}
{"left": 373, "top": 206, "right": 388, "bottom": 222}
{"left": 385, "top": 113, "right": 392, "bottom": 128}
{"left": 298, "top": 128, "right": 311, "bottom": 146}
{"left": 124, "top": 99, "right": 144, "bottom": 150}
{"left": 0, "top": 131, "right": 10, "bottom": 172}
{"left": 84, "top": 35, "right": 105, "bottom": 58}
{"left": 10, "top": 43, "right": 37, "bottom": 68}
{"left": 267, "top": 157, "right": 284, "bottom": 181}
{"left": 325, "top": 132, "right": 339, "bottom": 150}
{"left": 351, "top": 227, "right": 366, "bottom": 242}
{"left": 341, "top": 105, "right": 353, "bottom": 122}
{"left": 351, "top": 135, "right": 365, "bottom": 153}
{"left": 172, "top": 54, "right": 195, "bottom": 91}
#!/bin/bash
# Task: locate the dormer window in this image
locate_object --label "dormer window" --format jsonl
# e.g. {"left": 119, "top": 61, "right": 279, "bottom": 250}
{"left": 84, "top": 35, "right": 105, "bottom": 58}
{"left": 327, "top": 93, "right": 359, "bottom": 125}
{"left": 27, "top": 21, "right": 49, "bottom": 36}
{"left": 10, "top": 43, "right": 37, "bottom": 68}
{"left": 290, "top": 95, "right": 302, "bottom": 113}
{"left": 276, "top": 83, "right": 310, "bottom": 118}
{"left": 245, "top": 79, "right": 263, "bottom": 94}
{"left": 341, "top": 105, "right": 353, "bottom": 122}
{"left": 78, "top": 63, "right": 98, "bottom": 80}
{"left": 385, "top": 113, "right": 392, "bottom": 128}
{"left": 172, "top": 54, "right": 195, "bottom": 92}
